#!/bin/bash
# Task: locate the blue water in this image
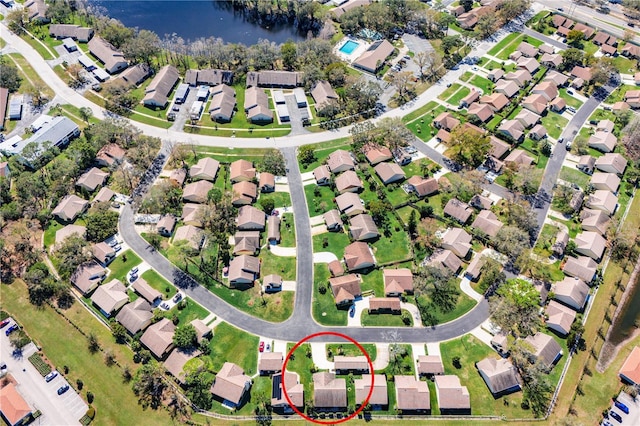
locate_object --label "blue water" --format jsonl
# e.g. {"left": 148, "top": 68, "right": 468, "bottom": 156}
{"left": 89, "top": 0, "right": 304, "bottom": 45}
{"left": 339, "top": 40, "right": 359, "bottom": 55}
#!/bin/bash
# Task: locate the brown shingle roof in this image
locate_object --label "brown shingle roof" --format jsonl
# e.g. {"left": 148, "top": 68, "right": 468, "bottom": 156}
{"left": 374, "top": 162, "right": 406, "bottom": 184}
{"left": 258, "top": 352, "right": 284, "bottom": 373}
{"left": 335, "top": 170, "right": 363, "bottom": 193}
{"left": 343, "top": 242, "right": 375, "bottom": 271}
{"left": 190, "top": 157, "right": 220, "bottom": 181}
{"left": 383, "top": 268, "right": 413, "bottom": 295}
{"left": 76, "top": 167, "right": 109, "bottom": 192}
{"left": 237, "top": 205, "right": 266, "bottom": 230}
{"left": 407, "top": 176, "right": 438, "bottom": 197}
{"left": 329, "top": 274, "right": 362, "bottom": 304}
{"left": 349, "top": 214, "right": 379, "bottom": 241}
{"left": 444, "top": 198, "right": 472, "bottom": 223}
{"left": 230, "top": 159, "right": 256, "bottom": 182}
{"left": 90, "top": 279, "right": 128, "bottom": 314}
{"left": 143, "top": 65, "right": 179, "bottom": 106}
{"left": 435, "top": 375, "right": 470, "bottom": 410}
{"left": 418, "top": 355, "right": 444, "bottom": 375}
{"left": 471, "top": 210, "right": 503, "bottom": 237}
{"left": 183, "top": 180, "right": 214, "bottom": 203}
{"left": 620, "top": 346, "right": 640, "bottom": 385}
{"left": 313, "top": 372, "right": 347, "bottom": 408}
{"left": 132, "top": 277, "right": 162, "bottom": 304}
{"left": 327, "top": 149, "right": 355, "bottom": 173}
{"left": 140, "top": 318, "right": 175, "bottom": 358}
{"left": 355, "top": 374, "right": 388, "bottom": 406}
{"left": 476, "top": 357, "right": 520, "bottom": 395}
{"left": 115, "top": 299, "right": 153, "bottom": 334}
{"left": 211, "top": 362, "right": 252, "bottom": 405}
{"left": 368, "top": 297, "right": 401, "bottom": 312}
{"left": 523, "top": 332, "right": 563, "bottom": 367}
{"left": 562, "top": 256, "right": 597, "bottom": 282}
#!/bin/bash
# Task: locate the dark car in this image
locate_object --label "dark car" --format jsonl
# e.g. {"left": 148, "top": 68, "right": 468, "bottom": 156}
{"left": 57, "top": 384, "right": 70, "bottom": 395}
{"left": 173, "top": 293, "right": 182, "bottom": 303}
{"left": 614, "top": 401, "right": 629, "bottom": 414}
{"left": 349, "top": 305, "right": 356, "bottom": 318}
{"left": 45, "top": 371, "right": 59, "bottom": 382}
{"left": 5, "top": 324, "right": 18, "bottom": 336}
{"left": 0, "top": 319, "right": 10, "bottom": 329}
{"left": 610, "top": 411, "right": 623, "bottom": 423}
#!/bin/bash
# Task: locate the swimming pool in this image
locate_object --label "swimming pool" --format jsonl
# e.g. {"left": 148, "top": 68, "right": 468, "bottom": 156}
{"left": 339, "top": 40, "right": 360, "bottom": 55}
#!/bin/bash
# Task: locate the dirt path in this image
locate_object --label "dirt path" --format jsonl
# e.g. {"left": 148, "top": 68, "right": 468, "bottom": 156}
{"left": 597, "top": 254, "right": 640, "bottom": 373}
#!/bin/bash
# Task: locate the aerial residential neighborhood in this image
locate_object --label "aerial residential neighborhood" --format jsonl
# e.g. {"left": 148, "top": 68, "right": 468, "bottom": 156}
{"left": 2, "top": 0, "right": 640, "bottom": 425}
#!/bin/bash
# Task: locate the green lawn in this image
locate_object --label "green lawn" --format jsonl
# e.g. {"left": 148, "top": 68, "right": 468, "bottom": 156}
{"left": 396, "top": 206, "right": 416, "bottom": 226}
{"left": 6, "top": 53, "right": 54, "bottom": 99}
{"left": 258, "top": 191, "right": 291, "bottom": 208}
{"left": 312, "top": 231, "right": 350, "bottom": 259}
{"left": 167, "top": 297, "right": 209, "bottom": 325}
{"left": 259, "top": 249, "right": 296, "bottom": 281}
{"left": 105, "top": 250, "right": 142, "bottom": 283}
{"left": 534, "top": 223, "right": 559, "bottom": 258}
{"left": 606, "top": 84, "right": 637, "bottom": 104}
{"left": 613, "top": 54, "right": 637, "bottom": 74}
{"left": 279, "top": 213, "right": 296, "bottom": 247}
{"left": 558, "top": 88, "right": 584, "bottom": 110}
{"left": 405, "top": 105, "right": 447, "bottom": 141}
{"left": 360, "top": 269, "right": 384, "bottom": 297}
{"left": 140, "top": 269, "right": 176, "bottom": 300}
{"left": 401, "top": 100, "right": 438, "bottom": 124}
{"left": 447, "top": 86, "right": 471, "bottom": 106}
{"left": 1, "top": 280, "right": 172, "bottom": 425}
{"left": 559, "top": 166, "right": 591, "bottom": 189}
{"left": 298, "top": 138, "right": 351, "bottom": 171}
{"left": 19, "top": 32, "right": 58, "bottom": 60}
{"left": 326, "top": 343, "right": 377, "bottom": 361}
{"left": 440, "top": 335, "right": 533, "bottom": 418}
{"left": 361, "top": 310, "right": 413, "bottom": 327}
{"left": 312, "top": 264, "right": 347, "bottom": 326}
{"left": 414, "top": 287, "right": 477, "bottom": 326}
{"left": 540, "top": 112, "right": 569, "bottom": 140}
{"left": 487, "top": 33, "right": 520, "bottom": 57}
{"left": 469, "top": 75, "right": 493, "bottom": 94}
{"left": 370, "top": 214, "right": 411, "bottom": 264}
{"left": 304, "top": 184, "right": 336, "bottom": 215}
{"left": 437, "top": 83, "right": 462, "bottom": 101}
{"left": 589, "top": 108, "right": 616, "bottom": 124}
{"left": 43, "top": 219, "right": 65, "bottom": 250}
{"left": 206, "top": 322, "right": 259, "bottom": 374}
{"left": 285, "top": 343, "right": 317, "bottom": 392}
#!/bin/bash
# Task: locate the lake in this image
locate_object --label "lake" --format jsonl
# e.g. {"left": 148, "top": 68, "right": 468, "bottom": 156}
{"left": 89, "top": 0, "right": 304, "bottom": 45}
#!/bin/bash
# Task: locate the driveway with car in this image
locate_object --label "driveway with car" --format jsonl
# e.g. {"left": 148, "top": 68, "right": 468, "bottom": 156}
{"left": 0, "top": 318, "right": 87, "bottom": 425}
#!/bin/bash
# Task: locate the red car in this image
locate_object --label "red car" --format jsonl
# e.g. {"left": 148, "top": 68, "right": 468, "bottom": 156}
{"left": 0, "top": 319, "right": 10, "bottom": 329}
{"left": 259, "top": 341, "right": 265, "bottom": 352}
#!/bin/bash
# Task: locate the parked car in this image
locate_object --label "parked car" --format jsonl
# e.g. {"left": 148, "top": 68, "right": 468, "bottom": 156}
{"left": 614, "top": 401, "right": 629, "bottom": 414}
{"left": 266, "top": 343, "right": 271, "bottom": 352}
{"left": 568, "top": 106, "right": 577, "bottom": 113}
{"left": 558, "top": 137, "right": 564, "bottom": 143}
{"left": 5, "top": 324, "right": 18, "bottom": 336}
{"left": 45, "top": 371, "right": 58, "bottom": 382}
{"left": 131, "top": 267, "right": 139, "bottom": 275}
{"left": 160, "top": 302, "right": 170, "bottom": 310}
{"left": 349, "top": 305, "right": 356, "bottom": 318}
{"left": 259, "top": 341, "right": 265, "bottom": 352}
{"left": 57, "top": 384, "right": 70, "bottom": 395}
{"left": 610, "top": 411, "right": 623, "bottom": 423}
{"left": 566, "top": 141, "right": 572, "bottom": 151}
{"left": 567, "top": 89, "right": 574, "bottom": 95}
{"left": 0, "top": 319, "right": 10, "bottom": 329}
{"left": 114, "top": 245, "right": 122, "bottom": 252}
{"left": 173, "top": 293, "right": 182, "bottom": 303}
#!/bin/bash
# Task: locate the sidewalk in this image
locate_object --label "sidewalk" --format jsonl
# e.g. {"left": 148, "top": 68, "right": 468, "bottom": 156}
{"left": 459, "top": 276, "right": 483, "bottom": 302}
{"left": 310, "top": 342, "right": 334, "bottom": 370}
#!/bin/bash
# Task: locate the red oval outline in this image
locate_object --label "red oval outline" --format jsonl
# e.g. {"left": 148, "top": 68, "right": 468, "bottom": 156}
{"left": 281, "top": 331, "right": 375, "bottom": 424}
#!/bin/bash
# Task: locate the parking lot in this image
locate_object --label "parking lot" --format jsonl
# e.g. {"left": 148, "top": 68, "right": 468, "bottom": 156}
{"left": 1, "top": 318, "right": 87, "bottom": 425}
{"left": 603, "top": 391, "right": 640, "bottom": 426}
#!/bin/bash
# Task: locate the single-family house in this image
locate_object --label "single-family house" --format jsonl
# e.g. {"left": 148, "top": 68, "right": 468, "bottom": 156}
{"left": 517, "top": 41, "right": 538, "bottom": 58}
{"left": 164, "top": 348, "right": 201, "bottom": 384}
{"left": 271, "top": 371, "right": 304, "bottom": 412}
{"left": 550, "top": 97, "right": 566, "bottom": 113}
{"left": 313, "top": 165, "right": 331, "bottom": 185}
{"left": 55, "top": 224, "right": 86, "bottom": 246}
{"left": 173, "top": 225, "right": 205, "bottom": 250}
{"left": 335, "top": 192, "right": 365, "bottom": 217}
{"left": 335, "top": 170, "right": 363, "bottom": 194}
{"left": 93, "top": 242, "right": 115, "bottom": 265}
{"left": 25, "top": 0, "right": 49, "bottom": 22}
{"left": 434, "top": 375, "right": 471, "bottom": 414}
{"left": 590, "top": 172, "right": 621, "bottom": 192}
{"left": 495, "top": 79, "right": 520, "bottom": 98}
{"left": 499, "top": 120, "right": 526, "bottom": 142}
{"left": 595, "top": 153, "right": 627, "bottom": 175}
{"left": 580, "top": 208, "right": 610, "bottom": 235}
{"left": 571, "top": 66, "right": 592, "bottom": 84}
{"left": 140, "top": 318, "right": 175, "bottom": 359}
{"left": 589, "top": 131, "right": 617, "bottom": 153}
{"left": 169, "top": 168, "right": 187, "bottom": 187}
{"left": 368, "top": 297, "right": 401, "bottom": 313}
{"left": 578, "top": 155, "right": 596, "bottom": 174}
{"left": 434, "top": 112, "right": 461, "bottom": 131}
{"left": 76, "top": 167, "right": 109, "bottom": 192}
{"left": 131, "top": 278, "right": 163, "bottom": 305}
{"left": 364, "top": 145, "right": 393, "bottom": 165}
{"left": 0, "top": 383, "right": 33, "bottom": 426}
{"left": 233, "top": 231, "right": 261, "bottom": 256}
{"left": 96, "top": 143, "right": 126, "bottom": 167}
{"left": 487, "top": 69, "right": 504, "bottom": 82}
{"left": 311, "top": 80, "right": 339, "bottom": 111}
{"left": 553, "top": 277, "right": 590, "bottom": 311}
{"left": 70, "top": 261, "right": 106, "bottom": 295}
{"left": 429, "top": 249, "right": 462, "bottom": 274}
{"left": 441, "top": 228, "right": 472, "bottom": 258}
{"left": 228, "top": 255, "right": 260, "bottom": 288}
{"left": 625, "top": 89, "right": 640, "bottom": 108}
{"left": 465, "top": 255, "right": 486, "bottom": 281}
{"left": 258, "top": 352, "right": 284, "bottom": 375}
{"left": 237, "top": 205, "right": 266, "bottom": 230}
{"left": 327, "top": 149, "right": 355, "bottom": 173}
{"left": 329, "top": 274, "right": 361, "bottom": 305}
{"left": 471, "top": 210, "right": 503, "bottom": 238}
{"left": 88, "top": 36, "right": 128, "bottom": 74}
{"left": 143, "top": 65, "right": 179, "bottom": 108}
{"left": 323, "top": 209, "right": 343, "bottom": 232}
{"left": 395, "top": 375, "right": 430, "bottom": 413}
{"left": 116, "top": 299, "right": 153, "bottom": 335}
{"left": 524, "top": 332, "right": 563, "bottom": 368}
{"left": 515, "top": 109, "right": 541, "bottom": 128}
{"left": 374, "top": 162, "right": 405, "bottom": 184}
{"left": 383, "top": 268, "right": 413, "bottom": 296}
{"left": 540, "top": 53, "right": 563, "bottom": 68}
{"left": 210, "top": 362, "right": 252, "bottom": 408}
{"left": 262, "top": 273, "right": 282, "bottom": 293}
{"left": 232, "top": 181, "right": 258, "bottom": 206}
{"left": 344, "top": 241, "right": 375, "bottom": 272}
{"left": 504, "top": 149, "right": 534, "bottom": 166}
{"left": 90, "top": 279, "right": 128, "bottom": 317}
{"left": 545, "top": 70, "right": 569, "bottom": 87}
{"left": 505, "top": 69, "right": 532, "bottom": 87}
{"left": 517, "top": 57, "right": 540, "bottom": 74}
{"left": 573, "top": 23, "right": 595, "bottom": 39}
{"left": 530, "top": 124, "right": 548, "bottom": 140}
{"left": 182, "top": 203, "right": 203, "bottom": 227}
{"left": 586, "top": 190, "right": 618, "bottom": 215}
{"left": 460, "top": 89, "right": 480, "bottom": 107}
{"left": 267, "top": 215, "right": 280, "bottom": 243}
{"left": 476, "top": 357, "right": 521, "bottom": 396}
{"left": 313, "top": 372, "right": 347, "bottom": 410}
{"left": 230, "top": 159, "right": 256, "bottom": 182}
{"left": 334, "top": 356, "right": 369, "bottom": 374}
{"left": 545, "top": 300, "right": 577, "bottom": 336}
{"left": 93, "top": 185, "right": 114, "bottom": 204}
{"left": 356, "top": 374, "right": 388, "bottom": 408}
{"left": 522, "top": 93, "right": 548, "bottom": 115}
{"left": 489, "top": 136, "right": 510, "bottom": 160}
{"left": 157, "top": 215, "right": 177, "bottom": 237}
{"left": 259, "top": 172, "right": 275, "bottom": 193}
{"left": 406, "top": 176, "right": 438, "bottom": 198}
{"left": 118, "top": 63, "right": 150, "bottom": 86}
{"left": 183, "top": 180, "right": 213, "bottom": 203}
{"left": 467, "top": 102, "right": 494, "bottom": 123}
{"left": 563, "top": 256, "right": 598, "bottom": 283}
{"left": 574, "top": 231, "right": 607, "bottom": 260}
{"left": 349, "top": 213, "right": 379, "bottom": 241}
{"left": 444, "top": 198, "right": 473, "bottom": 224}
{"left": 52, "top": 195, "right": 88, "bottom": 222}
{"left": 190, "top": 157, "right": 220, "bottom": 181}
{"left": 418, "top": 355, "right": 444, "bottom": 377}
{"left": 480, "top": 93, "right": 509, "bottom": 112}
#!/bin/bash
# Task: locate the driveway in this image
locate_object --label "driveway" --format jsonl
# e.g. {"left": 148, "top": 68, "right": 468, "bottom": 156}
{"left": 0, "top": 319, "right": 87, "bottom": 425}
{"left": 401, "top": 34, "right": 434, "bottom": 77}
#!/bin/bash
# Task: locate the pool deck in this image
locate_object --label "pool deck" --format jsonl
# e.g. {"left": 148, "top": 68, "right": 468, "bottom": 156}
{"left": 334, "top": 36, "right": 370, "bottom": 64}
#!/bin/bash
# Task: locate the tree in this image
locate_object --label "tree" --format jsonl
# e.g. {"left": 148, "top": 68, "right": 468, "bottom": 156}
{"left": 567, "top": 30, "right": 585, "bottom": 47}
{"left": 200, "top": 192, "right": 237, "bottom": 243}
{"left": 591, "top": 58, "right": 615, "bottom": 86}
{"left": 132, "top": 363, "right": 166, "bottom": 409}
{"left": 415, "top": 266, "right": 460, "bottom": 313}
{"left": 367, "top": 199, "right": 392, "bottom": 228}
{"left": 461, "top": 0, "right": 474, "bottom": 12}
{"left": 448, "top": 125, "right": 491, "bottom": 167}
{"left": 173, "top": 324, "right": 197, "bottom": 349}
{"left": 184, "top": 368, "right": 214, "bottom": 409}
{"left": 111, "top": 322, "right": 127, "bottom": 343}
{"left": 87, "top": 332, "right": 101, "bottom": 353}
{"left": 122, "top": 30, "right": 160, "bottom": 65}
{"left": 441, "top": 35, "right": 464, "bottom": 55}
{"left": 281, "top": 40, "right": 297, "bottom": 70}
{"left": 299, "top": 145, "right": 316, "bottom": 168}
{"left": 489, "top": 278, "right": 540, "bottom": 337}
{"left": 53, "top": 235, "right": 92, "bottom": 279}
{"left": 260, "top": 149, "right": 286, "bottom": 176}
{"left": 0, "top": 57, "right": 22, "bottom": 92}
{"left": 492, "top": 226, "right": 531, "bottom": 263}
{"left": 46, "top": 0, "right": 72, "bottom": 23}
{"left": 496, "top": 0, "right": 531, "bottom": 22}
{"left": 85, "top": 208, "right": 119, "bottom": 242}
{"left": 475, "top": 14, "right": 498, "bottom": 39}
{"left": 79, "top": 107, "right": 93, "bottom": 123}
{"left": 561, "top": 48, "right": 585, "bottom": 72}
{"left": 414, "top": 50, "right": 442, "bottom": 82}
{"left": 5, "top": 8, "right": 29, "bottom": 34}
{"left": 392, "top": 71, "right": 415, "bottom": 103}
{"left": 478, "top": 258, "right": 506, "bottom": 294}
{"left": 259, "top": 197, "right": 275, "bottom": 215}
{"left": 388, "top": 343, "right": 409, "bottom": 375}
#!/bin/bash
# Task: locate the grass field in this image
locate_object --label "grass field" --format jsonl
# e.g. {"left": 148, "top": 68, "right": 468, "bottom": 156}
{"left": 313, "top": 264, "right": 347, "bottom": 326}
{"left": 259, "top": 191, "right": 291, "bottom": 209}
{"left": 19, "top": 32, "right": 58, "bottom": 60}
{"left": 105, "top": 250, "right": 142, "bottom": 283}
{"left": 559, "top": 89, "right": 584, "bottom": 110}
{"left": 447, "top": 86, "right": 471, "bottom": 106}
{"left": 401, "top": 100, "right": 438, "bottom": 124}
{"left": 541, "top": 112, "right": 569, "bottom": 140}
{"left": 326, "top": 343, "right": 377, "bottom": 361}
{"left": 361, "top": 310, "right": 413, "bottom": 327}
{"left": 1, "top": 280, "right": 172, "bottom": 425}
{"left": 469, "top": 75, "right": 493, "bottom": 94}
{"left": 259, "top": 249, "right": 296, "bottom": 281}
{"left": 140, "top": 269, "right": 176, "bottom": 299}
{"left": 206, "top": 322, "right": 259, "bottom": 374}
{"left": 312, "top": 231, "right": 350, "bottom": 259}
{"left": 279, "top": 213, "right": 296, "bottom": 247}
{"left": 6, "top": 53, "right": 54, "bottom": 100}
{"left": 405, "top": 105, "right": 447, "bottom": 142}
{"left": 606, "top": 84, "right": 637, "bottom": 104}
{"left": 298, "top": 138, "right": 351, "bottom": 171}
{"left": 168, "top": 297, "right": 209, "bottom": 324}
{"left": 440, "top": 335, "right": 533, "bottom": 418}
{"left": 285, "top": 343, "right": 316, "bottom": 392}
{"left": 304, "top": 184, "right": 336, "bottom": 215}
{"left": 559, "top": 166, "right": 591, "bottom": 189}
{"left": 487, "top": 33, "right": 520, "bottom": 57}
{"left": 370, "top": 214, "right": 411, "bottom": 264}
{"left": 437, "top": 83, "right": 462, "bottom": 101}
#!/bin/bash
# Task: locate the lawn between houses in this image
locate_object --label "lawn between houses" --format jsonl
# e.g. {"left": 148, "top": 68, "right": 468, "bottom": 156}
{"left": 1, "top": 280, "right": 172, "bottom": 425}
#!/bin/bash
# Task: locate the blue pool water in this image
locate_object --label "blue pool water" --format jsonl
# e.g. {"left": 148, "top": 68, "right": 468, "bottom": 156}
{"left": 339, "top": 40, "right": 360, "bottom": 55}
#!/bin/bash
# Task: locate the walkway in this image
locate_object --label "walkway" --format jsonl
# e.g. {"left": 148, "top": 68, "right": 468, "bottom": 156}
{"left": 459, "top": 276, "right": 484, "bottom": 303}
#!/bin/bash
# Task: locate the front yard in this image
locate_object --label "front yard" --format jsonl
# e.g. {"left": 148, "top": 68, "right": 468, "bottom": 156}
{"left": 105, "top": 250, "right": 142, "bottom": 283}
{"left": 206, "top": 322, "right": 259, "bottom": 374}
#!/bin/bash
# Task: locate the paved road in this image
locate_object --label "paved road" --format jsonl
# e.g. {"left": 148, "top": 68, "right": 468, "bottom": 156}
{"left": 523, "top": 27, "right": 567, "bottom": 50}
{"left": 533, "top": 82, "right": 617, "bottom": 238}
